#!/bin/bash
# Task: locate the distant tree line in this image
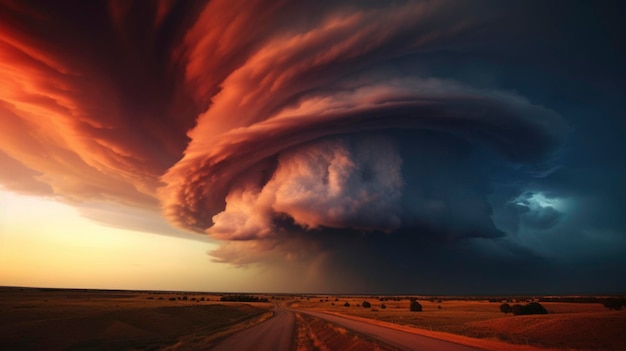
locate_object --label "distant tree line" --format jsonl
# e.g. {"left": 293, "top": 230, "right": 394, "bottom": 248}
{"left": 220, "top": 295, "right": 269, "bottom": 302}
{"left": 378, "top": 297, "right": 404, "bottom": 301}
{"left": 537, "top": 296, "right": 613, "bottom": 303}
{"left": 538, "top": 296, "right": 626, "bottom": 310}
{"left": 600, "top": 298, "right": 626, "bottom": 310}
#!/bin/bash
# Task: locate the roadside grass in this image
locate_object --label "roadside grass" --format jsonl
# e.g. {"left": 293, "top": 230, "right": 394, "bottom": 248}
{"left": 294, "top": 297, "right": 626, "bottom": 350}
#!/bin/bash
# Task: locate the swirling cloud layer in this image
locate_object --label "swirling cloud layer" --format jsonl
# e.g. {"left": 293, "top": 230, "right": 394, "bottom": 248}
{"left": 1, "top": 0, "right": 624, "bottom": 293}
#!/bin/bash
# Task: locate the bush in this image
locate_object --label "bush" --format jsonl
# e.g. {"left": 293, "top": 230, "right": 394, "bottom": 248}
{"left": 344, "top": 302, "right": 350, "bottom": 307}
{"left": 410, "top": 298, "right": 422, "bottom": 312}
{"left": 526, "top": 302, "right": 548, "bottom": 314}
{"left": 511, "top": 302, "right": 548, "bottom": 315}
{"left": 380, "top": 304, "right": 386, "bottom": 309}
{"left": 362, "top": 301, "right": 371, "bottom": 308}
{"left": 500, "top": 303, "right": 512, "bottom": 314}
{"left": 602, "top": 298, "right": 624, "bottom": 310}
{"left": 511, "top": 304, "right": 526, "bottom": 315}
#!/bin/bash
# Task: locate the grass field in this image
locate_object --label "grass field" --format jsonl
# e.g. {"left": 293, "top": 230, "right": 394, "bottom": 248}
{"left": 293, "top": 312, "right": 396, "bottom": 351}
{"left": 3, "top": 287, "right": 624, "bottom": 350}
{"left": 0, "top": 287, "right": 271, "bottom": 350}
{"left": 294, "top": 297, "right": 626, "bottom": 350}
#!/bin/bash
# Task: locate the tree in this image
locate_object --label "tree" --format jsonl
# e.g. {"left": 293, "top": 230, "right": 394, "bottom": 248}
{"left": 500, "top": 303, "right": 513, "bottom": 314}
{"left": 526, "top": 302, "right": 548, "bottom": 314}
{"left": 362, "top": 301, "right": 371, "bottom": 308}
{"left": 511, "top": 302, "right": 548, "bottom": 315}
{"left": 410, "top": 298, "right": 422, "bottom": 312}
{"left": 511, "top": 304, "right": 526, "bottom": 315}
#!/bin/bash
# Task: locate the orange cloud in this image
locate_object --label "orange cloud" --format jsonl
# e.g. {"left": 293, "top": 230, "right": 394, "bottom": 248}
{"left": 0, "top": 1, "right": 568, "bottom": 272}
{"left": 0, "top": 2, "right": 197, "bottom": 209}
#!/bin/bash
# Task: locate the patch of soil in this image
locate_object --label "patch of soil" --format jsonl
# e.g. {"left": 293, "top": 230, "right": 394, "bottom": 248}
{"left": 294, "top": 312, "right": 400, "bottom": 351}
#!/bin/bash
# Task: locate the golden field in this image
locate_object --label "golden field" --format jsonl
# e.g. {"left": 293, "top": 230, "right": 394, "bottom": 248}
{"left": 2, "top": 287, "right": 624, "bottom": 351}
{"left": 293, "top": 297, "right": 626, "bottom": 350}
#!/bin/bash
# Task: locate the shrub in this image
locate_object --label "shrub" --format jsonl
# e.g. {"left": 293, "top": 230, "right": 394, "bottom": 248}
{"left": 602, "top": 298, "right": 624, "bottom": 310}
{"left": 511, "top": 302, "right": 548, "bottom": 315}
{"left": 410, "top": 298, "right": 422, "bottom": 312}
{"left": 511, "top": 304, "right": 526, "bottom": 315}
{"left": 362, "top": 301, "right": 371, "bottom": 308}
{"left": 344, "top": 302, "right": 350, "bottom": 307}
{"left": 526, "top": 302, "right": 548, "bottom": 314}
{"left": 500, "top": 303, "right": 513, "bottom": 314}
{"left": 380, "top": 304, "right": 386, "bottom": 309}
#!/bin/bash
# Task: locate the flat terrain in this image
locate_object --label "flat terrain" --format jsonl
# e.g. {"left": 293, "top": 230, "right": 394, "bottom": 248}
{"left": 293, "top": 297, "right": 626, "bottom": 350}
{"left": 0, "top": 287, "right": 271, "bottom": 350}
{"left": 2, "top": 288, "right": 624, "bottom": 351}
{"left": 296, "top": 309, "right": 483, "bottom": 351}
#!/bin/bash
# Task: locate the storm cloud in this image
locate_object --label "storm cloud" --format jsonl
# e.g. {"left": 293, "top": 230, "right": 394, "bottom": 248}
{"left": 1, "top": 0, "right": 624, "bottom": 293}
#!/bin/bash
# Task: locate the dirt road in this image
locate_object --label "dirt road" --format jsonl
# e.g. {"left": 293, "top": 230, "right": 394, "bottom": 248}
{"left": 209, "top": 307, "right": 294, "bottom": 351}
{"left": 211, "top": 306, "right": 484, "bottom": 351}
{"left": 298, "top": 309, "right": 484, "bottom": 351}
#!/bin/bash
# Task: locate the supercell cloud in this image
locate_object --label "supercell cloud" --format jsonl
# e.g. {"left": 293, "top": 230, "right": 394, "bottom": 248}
{"left": 1, "top": 0, "right": 624, "bottom": 293}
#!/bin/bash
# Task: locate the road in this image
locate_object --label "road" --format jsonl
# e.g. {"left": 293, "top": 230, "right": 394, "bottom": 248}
{"left": 209, "top": 307, "right": 294, "bottom": 351}
{"left": 211, "top": 307, "right": 484, "bottom": 351}
{"left": 297, "top": 309, "right": 483, "bottom": 351}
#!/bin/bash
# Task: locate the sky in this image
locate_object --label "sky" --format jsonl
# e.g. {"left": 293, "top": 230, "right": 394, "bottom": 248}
{"left": 0, "top": 0, "right": 625, "bottom": 294}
